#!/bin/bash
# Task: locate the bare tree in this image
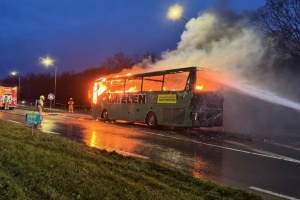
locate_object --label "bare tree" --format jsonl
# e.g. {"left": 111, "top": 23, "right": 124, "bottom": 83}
{"left": 143, "top": 52, "right": 157, "bottom": 63}
{"left": 256, "top": 0, "right": 300, "bottom": 59}
{"left": 102, "top": 52, "right": 140, "bottom": 70}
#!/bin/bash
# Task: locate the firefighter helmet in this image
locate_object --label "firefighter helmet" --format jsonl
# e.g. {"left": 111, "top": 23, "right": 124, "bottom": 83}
{"left": 40, "top": 95, "right": 45, "bottom": 100}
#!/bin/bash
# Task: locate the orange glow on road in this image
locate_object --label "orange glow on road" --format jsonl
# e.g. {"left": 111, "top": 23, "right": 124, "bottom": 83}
{"left": 90, "top": 131, "right": 97, "bottom": 147}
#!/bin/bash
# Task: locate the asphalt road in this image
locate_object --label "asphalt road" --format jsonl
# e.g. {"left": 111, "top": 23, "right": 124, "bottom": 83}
{"left": 1, "top": 108, "right": 300, "bottom": 199}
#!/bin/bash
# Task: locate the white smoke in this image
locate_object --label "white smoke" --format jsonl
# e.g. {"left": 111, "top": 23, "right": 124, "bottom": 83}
{"left": 149, "top": 11, "right": 300, "bottom": 111}
{"left": 153, "top": 12, "right": 265, "bottom": 79}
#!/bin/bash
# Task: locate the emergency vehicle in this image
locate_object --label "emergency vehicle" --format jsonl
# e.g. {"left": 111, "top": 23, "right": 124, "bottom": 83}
{"left": 0, "top": 86, "right": 18, "bottom": 110}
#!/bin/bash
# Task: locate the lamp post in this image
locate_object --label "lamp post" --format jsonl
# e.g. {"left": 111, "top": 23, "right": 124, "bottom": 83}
{"left": 167, "top": 4, "right": 188, "bottom": 23}
{"left": 11, "top": 71, "right": 21, "bottom": 101}
{"left": 40, "top": 55, "right": 57, "bottom": 107}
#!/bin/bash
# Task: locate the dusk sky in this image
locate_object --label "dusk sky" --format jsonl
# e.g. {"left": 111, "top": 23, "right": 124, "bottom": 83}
{"left": 0, "top": 0, "right": 266, "bottom": 79}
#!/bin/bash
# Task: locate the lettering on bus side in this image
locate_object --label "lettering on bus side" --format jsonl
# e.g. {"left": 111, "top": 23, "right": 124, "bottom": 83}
{"left": 107, "top": 94, "right": 146, "bottom": 104}
{"left": 157, "top": 94, "right": 177, "bottom": 103}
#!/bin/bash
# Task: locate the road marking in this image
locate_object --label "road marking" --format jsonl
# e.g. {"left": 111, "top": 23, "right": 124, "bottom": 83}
{"left": 141, "top": 131, "right": 300, "bottom": 164}
{"left": 7, "top": 120, "right": 22, "bottom": 124}
{"left": 271, "top": 142, "right": 300, "bottom": 151}
{"left": 226, "top": 141, "right": 299, "bottom": 161}
{"left": 250, "top": 186, "right": 300, "bottom": 200}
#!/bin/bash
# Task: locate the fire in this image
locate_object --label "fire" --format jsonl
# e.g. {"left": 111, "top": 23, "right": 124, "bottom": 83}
{"left": 92, "top": 80, "right": 107, "bottom": 104}
{"left": 196, "top": 85, "right": 204, "bottom": 90}
{"left": 91, "top": 68, "right": 222, "bottom": 104}
{"left": 126, "top": 86, "right": 138, "bottom": 92}
{"left": 97, "top": 83, "right": 107, "bottom": 95}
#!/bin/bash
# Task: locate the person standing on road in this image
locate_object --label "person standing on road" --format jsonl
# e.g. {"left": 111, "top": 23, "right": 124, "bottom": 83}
{"left": 34, "top": 95, "right": 45, "bottom": 129}
{"left": 37, "top": 95, "right": 45, "bottom": 120}
{"left": 68, "top": 98, "right": 74, "bottom": 113}
{"left": 4, "top": 95, "right": 9, "bottom": 110}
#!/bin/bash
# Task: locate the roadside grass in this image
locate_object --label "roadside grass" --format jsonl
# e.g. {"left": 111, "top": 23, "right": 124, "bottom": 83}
{"left": 0, "top": 120, "right": 262, "bottom": 200}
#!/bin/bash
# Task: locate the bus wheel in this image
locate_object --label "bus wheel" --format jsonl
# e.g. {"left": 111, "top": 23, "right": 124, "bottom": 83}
{"left": 101, "top": 110, "right": 108, "bottom": 120}
{"left": 146, "top": 113, "right": 157, "bottom": 128}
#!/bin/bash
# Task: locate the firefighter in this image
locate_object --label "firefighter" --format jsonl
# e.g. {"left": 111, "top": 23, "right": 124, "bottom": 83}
{"left": 68, "top": 98, "right": 74, "bottom": 113}
{"left": 4, "top": 95, "right": 9, "bottom": 110}
{"left": 37, "top": 95, "right": 45, "bottom": 120}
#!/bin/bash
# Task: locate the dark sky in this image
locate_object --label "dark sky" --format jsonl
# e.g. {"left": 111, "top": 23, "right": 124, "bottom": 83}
{"left": 0, "top": 0, "right": 265, "bottom": 78}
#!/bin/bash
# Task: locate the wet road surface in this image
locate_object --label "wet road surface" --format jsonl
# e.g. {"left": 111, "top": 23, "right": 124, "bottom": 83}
{"left": 1, "top": 108, "right": 300, "bottom": 199}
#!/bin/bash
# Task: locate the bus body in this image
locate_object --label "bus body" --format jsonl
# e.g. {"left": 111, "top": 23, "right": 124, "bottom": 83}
{"left": 90, "top": 67, "right": 224, "bottom": 128}
{"left": 0, "top": 86, "right": 18, "bottom": 110}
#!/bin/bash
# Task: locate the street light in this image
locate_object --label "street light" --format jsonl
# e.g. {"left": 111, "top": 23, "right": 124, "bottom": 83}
{"left": 11, "top": 71, "right": 21, "bottom": 101}
{"left": 167, "top": 4, "right": 188, "bottom": 23}
{"left": 40, "top": 55, "right": 57, "bottom": 106}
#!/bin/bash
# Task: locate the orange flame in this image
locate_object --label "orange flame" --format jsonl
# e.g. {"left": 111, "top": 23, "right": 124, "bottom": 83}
{"left": 92, "top": 80, "right": 108, "bottom": 104}
{"left": 196, "top": 85, "right": 204, "bottom": 90}
{"left": 126, "top": 86, "right": 138, "bottom": 92}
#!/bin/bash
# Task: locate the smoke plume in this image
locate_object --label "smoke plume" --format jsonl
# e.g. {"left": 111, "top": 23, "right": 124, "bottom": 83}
{"left": 114, "top": 9, "right": 300, "bottom": 137}
{"left": 153, "top": 11, "right": 265, "bottom": 79}
{"left": 149, "top": 10, "right": 300, "bottom": 136}
{"left": 148, "top": 11, "right": 300, "bottom": 112}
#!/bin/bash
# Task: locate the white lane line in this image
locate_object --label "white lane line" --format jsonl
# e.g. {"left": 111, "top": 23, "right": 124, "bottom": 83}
{"left": 8, "top": 120, "right": 22, "bottom": 124}
{"left": 226, "top": 141, "right": 299, "bottom": 162}
{"left": 250, "top": 186, "right": 300, "bottom": 200}
{"left": 141, "top": 131, "right": 300, "bottom": 164}
{"left": 271, "top": 142, "right": 300, "bottom": 151}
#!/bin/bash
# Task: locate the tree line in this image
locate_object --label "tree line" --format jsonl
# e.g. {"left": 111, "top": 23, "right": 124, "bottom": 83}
{"left": 0, "top": 52, "right": 156, "bottom": 108}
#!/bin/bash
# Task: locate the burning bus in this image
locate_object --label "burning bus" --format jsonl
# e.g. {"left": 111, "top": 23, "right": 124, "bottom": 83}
{"left": 90, "top": 66, "right": 224, "bottom": 128}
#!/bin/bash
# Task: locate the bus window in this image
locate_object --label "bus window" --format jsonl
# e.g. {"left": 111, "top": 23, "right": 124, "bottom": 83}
{"left": 195, "top": 71, "right": 222, "bottom": 92}
{"left": 125, "top": 77, "right": 142, "bottom": 92}
{"left": 163, "top": 72, "right": 189, "bottom": 91}
{"left": 142, "top": 75, "right": 163, "bottom": 91}
{"left": 108, "top": 79, "right": 125, "bottom": 93}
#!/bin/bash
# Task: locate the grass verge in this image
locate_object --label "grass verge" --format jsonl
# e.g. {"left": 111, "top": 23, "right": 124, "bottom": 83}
{"left": 0, "top": 120, "right": 262, "bottom": 200}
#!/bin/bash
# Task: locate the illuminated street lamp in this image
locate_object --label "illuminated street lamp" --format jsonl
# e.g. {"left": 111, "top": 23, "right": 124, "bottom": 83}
{"left": 40, "top": 55, "right": 57, "bottom": 106}
{"left": 11, "top": 71, "right": 21, "bottom": 101}
{"left": 167, "top": 4, "right": 188, "bottom": 23}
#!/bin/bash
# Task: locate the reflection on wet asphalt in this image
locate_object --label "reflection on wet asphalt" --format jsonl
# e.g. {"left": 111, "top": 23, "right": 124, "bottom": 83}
{"left": 1, "top": 109, "right": 300, "bottom": 199}
{"left": 47, "top": 118, "right": 300, "bottom": 199}
{"left": 56, "top": 122, "right": 85, "bottom": 142}
{"left": 44, "top": 117, "right": 223, "bottom": 182}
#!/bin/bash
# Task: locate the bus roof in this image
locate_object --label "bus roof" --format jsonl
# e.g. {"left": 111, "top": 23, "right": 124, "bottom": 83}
{"left": 95, "top": 66, "right": 205, "bottom": 82}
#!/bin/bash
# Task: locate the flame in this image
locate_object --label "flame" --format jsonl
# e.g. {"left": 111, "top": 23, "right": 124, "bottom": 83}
{"left": 92, "top": 80, "right": 108, "bottom": 104}
{"left": 126, "top": 86, "right": 137, "bottom": 92}
{"left": 91, "top": 69, "right": 222, "bottom": 104}
{"left": 196, "top": 85, "right": 204, "bottom": 90}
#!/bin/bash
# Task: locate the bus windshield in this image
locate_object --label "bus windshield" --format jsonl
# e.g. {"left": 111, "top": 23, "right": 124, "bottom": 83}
{"left": 195, "top": 70, "right": 222, "bottom": 92}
